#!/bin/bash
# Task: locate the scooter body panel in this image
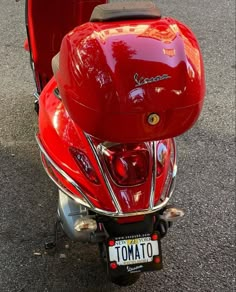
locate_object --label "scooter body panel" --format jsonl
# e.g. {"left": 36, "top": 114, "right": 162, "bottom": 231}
{"left": 26, "top": 0, "right": 108, "bottom": 91}
{"left": 38, "top": 78, "right": 174, "bottom": 214}
{"left": 23, "top": 1, "right": 205, "bottom": 282}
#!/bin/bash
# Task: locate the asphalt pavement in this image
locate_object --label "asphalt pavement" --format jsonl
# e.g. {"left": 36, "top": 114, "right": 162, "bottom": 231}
{"left": 0, "top": 0, "right": 235, "bottom": 291}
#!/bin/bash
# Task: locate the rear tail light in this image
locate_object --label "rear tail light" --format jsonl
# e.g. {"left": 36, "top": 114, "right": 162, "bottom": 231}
{"left": 102, "top": 143, "right": 149, "bottom": 186}
{"left": 69, "top": 147, "right": 100, "bottom": 185}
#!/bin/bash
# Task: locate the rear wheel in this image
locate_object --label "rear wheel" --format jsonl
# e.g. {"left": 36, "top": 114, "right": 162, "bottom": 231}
{"left": 110, "top": 273, "right": 140, "bottom": 286}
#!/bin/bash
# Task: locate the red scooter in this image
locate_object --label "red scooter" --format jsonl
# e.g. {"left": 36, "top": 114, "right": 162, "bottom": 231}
{"left": 24, "top": 0, "right": 205, "bottom": 286}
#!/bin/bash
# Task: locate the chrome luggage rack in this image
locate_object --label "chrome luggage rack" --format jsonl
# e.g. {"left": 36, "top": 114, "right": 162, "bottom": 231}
{"left": 36, "top": 134, "right": 177, "bottom": 217}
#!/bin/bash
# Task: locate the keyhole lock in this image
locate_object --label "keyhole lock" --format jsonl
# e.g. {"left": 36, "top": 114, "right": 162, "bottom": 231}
{"left": 147, "top": 113, "right": 160, "bottom": 125}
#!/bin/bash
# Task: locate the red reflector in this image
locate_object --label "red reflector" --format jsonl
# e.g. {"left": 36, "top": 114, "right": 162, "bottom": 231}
{"left": 69, "top": 147, "right": 100, "bottom": 185}
{"left": 108, "top": 239, "right": 115, "bottom": 247}
{"left": 102, "top": 143, "right": 149, "bottom": 186}
{"left": 153, "top": 256, "right": 161, "bottom": 264}
{"left": 110, "top": 262, "right": 118, "bottom": 270}
{"left": 117, "top": 215, "right": 145, "bottom": 224}
{"left": 151, "top": 233, "right": 158, "bottom": 241}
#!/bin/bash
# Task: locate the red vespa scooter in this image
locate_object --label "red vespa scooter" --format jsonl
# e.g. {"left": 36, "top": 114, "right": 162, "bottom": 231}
{"left": 24, "top": 0, "right": 205, "bottom": 286}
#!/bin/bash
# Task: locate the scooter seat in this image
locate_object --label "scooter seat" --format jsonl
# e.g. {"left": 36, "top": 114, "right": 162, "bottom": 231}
{"left": 90, "top": 1, "right": 161, "bottom": 22}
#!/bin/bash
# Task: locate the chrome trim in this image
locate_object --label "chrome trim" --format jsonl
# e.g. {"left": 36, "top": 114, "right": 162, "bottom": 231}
{"left": 91, "top": 169, "right": 177, "bottom": 217}
{"left": 36, "top": 133, "right": 177, "bottom": 217}
{"left": 53, "top": 88, "right": 62, "bottom": 100}
{"left": 84, "top": 133, "right": 122, "bottom": 214}
{"left": 149, "top": 141, "right": 157, "bottom": 209}
{"left": 41, "top": 153, "right": 90, "bottom": 208}
{"left": 172, "top": 138, "right": 177, "bottom": 172}
{"left": 158, "top": 138, "right": 177, "bottom": 205}
{"left": 34, "top": 91, "right": 40, "bottom": 102}
{"left": 36, "top": 135, "right": 93, "bottom": 209}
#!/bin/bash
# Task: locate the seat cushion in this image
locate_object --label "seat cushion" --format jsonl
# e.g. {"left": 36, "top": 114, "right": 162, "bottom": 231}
{"left": 90, "top": 1, "right": 161, "bottom": 22}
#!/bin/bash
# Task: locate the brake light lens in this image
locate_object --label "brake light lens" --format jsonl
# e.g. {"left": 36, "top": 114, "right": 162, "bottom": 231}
{"left": 102, "top": 143, "right": 149, "bottom": 186}
{"left": 69, "top": 147, "right": 100, "bottom": 185}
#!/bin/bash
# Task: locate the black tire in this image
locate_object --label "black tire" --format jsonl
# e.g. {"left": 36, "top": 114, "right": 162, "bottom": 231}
{"left": 110, "top": 273, "right": 140, "bottom": 286}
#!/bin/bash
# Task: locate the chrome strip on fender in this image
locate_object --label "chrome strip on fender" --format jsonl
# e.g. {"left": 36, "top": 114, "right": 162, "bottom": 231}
{"left": 36, "top": 134, "right": 177, "bottom": 217}
{"left": 36, "top": 135, "right": 93, "bottom": 209}
{"left": 149, "top": 141, "right": 157, "bottom": 209}
{"left": 40, "top": 153, "right": 91, "bottom": 208}
{"left": 84, "top": 133, "right": 122, "bottom": 214}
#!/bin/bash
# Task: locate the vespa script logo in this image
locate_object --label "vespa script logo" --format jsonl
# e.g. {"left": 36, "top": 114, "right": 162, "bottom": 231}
{"left": 134, "top": 73, "right": 171, "bottom": 87}
{"left": 127, "top": 265, "right": 144, "bottom": 273}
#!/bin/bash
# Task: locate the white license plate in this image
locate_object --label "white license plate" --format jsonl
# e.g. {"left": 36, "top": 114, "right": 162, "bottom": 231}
{"left": 108, "top": 236, "right": 159, "bottom": 265}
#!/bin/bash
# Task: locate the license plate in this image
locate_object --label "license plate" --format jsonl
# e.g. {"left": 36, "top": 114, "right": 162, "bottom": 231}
{"left": 108, "top": 234, "right": 160, "bottom": 266}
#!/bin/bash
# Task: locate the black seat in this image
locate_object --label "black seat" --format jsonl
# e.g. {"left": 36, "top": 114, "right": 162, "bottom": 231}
{"left": 90, "top": 1, "right": 161, "bottom": 22}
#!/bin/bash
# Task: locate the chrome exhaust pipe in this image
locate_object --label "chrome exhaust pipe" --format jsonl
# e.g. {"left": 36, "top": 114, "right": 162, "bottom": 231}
{"left": 57, "top": 190, "right": 105, "bottom": 242}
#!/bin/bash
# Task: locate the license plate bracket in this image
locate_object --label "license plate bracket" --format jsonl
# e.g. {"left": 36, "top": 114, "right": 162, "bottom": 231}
{"left": 106, "top": 233, "right": 162, "bottom": 277}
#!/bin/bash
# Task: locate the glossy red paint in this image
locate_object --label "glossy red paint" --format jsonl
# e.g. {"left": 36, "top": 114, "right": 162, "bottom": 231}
{"left": 34, "top": 7, "right": 205, "bottom": 213}
{"left": 56, "top": 18, "right": 205, "bottom": 142}
{"left": 26, "top": 0, "right": 107, "bottom": 91}
{"left": 23, "top": 39, "right": 29, "bottom": 52}
{"left": 38, "top": 79, "right": 116, "bottom": 211}
{"left": 38, "top": 78, "right": 172, "bottom": 213}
